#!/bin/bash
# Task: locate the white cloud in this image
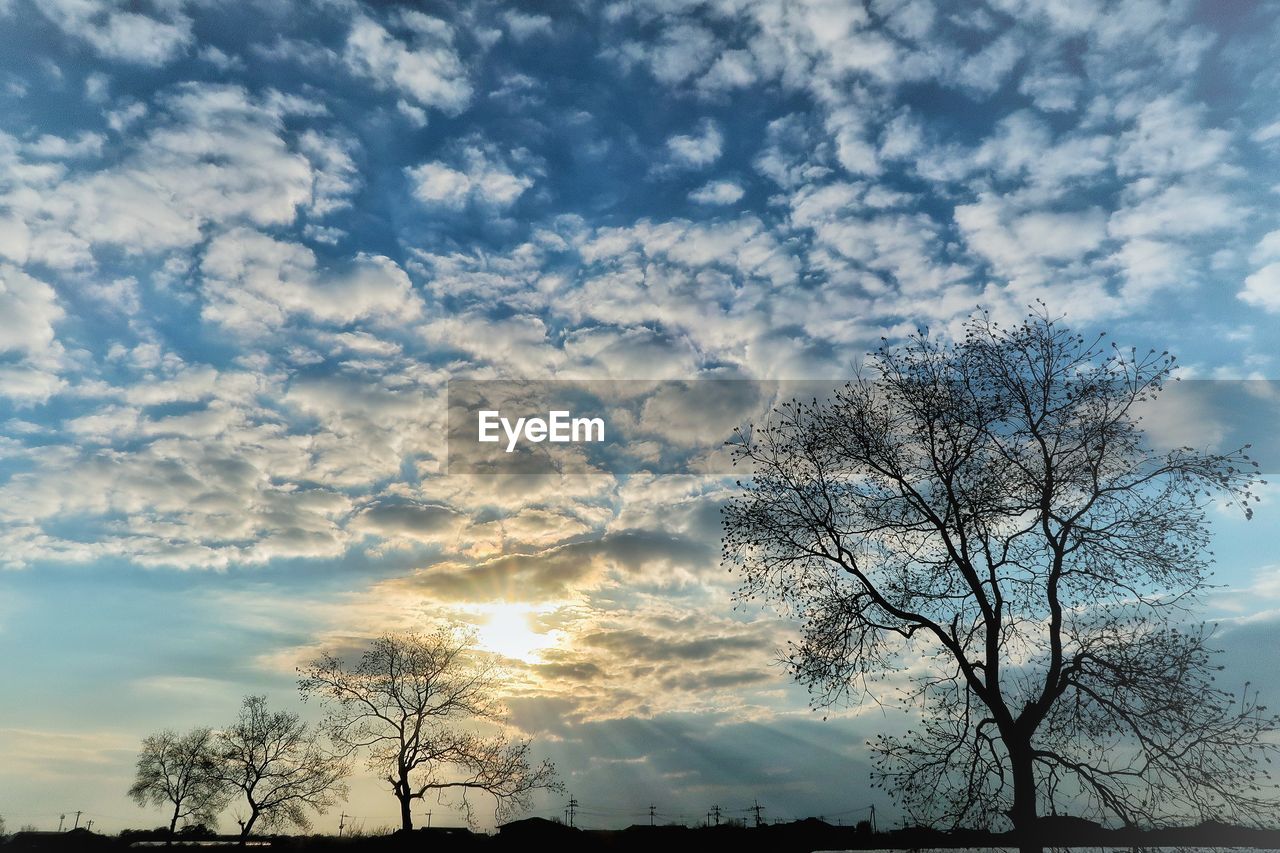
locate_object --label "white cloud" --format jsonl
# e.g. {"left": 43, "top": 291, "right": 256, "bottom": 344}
{"left": 0, "top": 212, "right": 31, "bottom": 264}
{"left": 1240, "top": 263, "right": 1280, "bottom": 313}
{"left": 1018, "top": 65, "right": 1080, "bottom": 111}
{"left": 953, "top": 195, "right": 1110, "bottom": 300}
{"left": 879, "top": 112, "right": 923, "bottom": 160}
{"left": 1108, "top": 184, "right": 1236, "bottom": 240}
{"left": 25, "top": 131, "right": 105, "bottom": 158}
{"left": 697, "top": 49, "right": 757, "bottom": 93}
{"left": 1009, "top": 208, "right": 1107, "bottom": 259}
{"left": 83, "top": 275, "right": 141, "bottom": 314}
{"left": 1132, "top": 380, "right": 1229, "bottom": 454}
{"left": 1111, "top": 238, "right": 1189, "bottom": 300}
{"left": 0, "top": 265, "right": 64, "bottom": 369}
{"left": 38, "top": 0, "right": 193, "bottom": 66}
{"left": 105, "top": 101, "right": 146, "bottom": 132}
{"left": 754, "top": 114, "right": 833, "bottom": 189}
{"left": 198, "top": 45, "right": 242, "bottom": 71}
{"left": 343, "top": 15, "right": 471, "bottom": 113}
{"left": 689, "top": 180, "right": 744, "bottom": 205}
{"left": 297, "top": 129, "right": 360, "bottom": 216}
{"left": 666, "top": 119, "right": 723, "bottom": 170}
{"left": 420, "top": 312, "right": 561, "bottom": 375}
{"left": 503, "top": 10, "right": 551, "bottom": 40}
{"left": 1249, "top": 230, "right": 1280, "bottom": 266}
{"left": 83, "top": 71, "right": 110, "bottom": 101}
{"left": 397, "top": 98, "right": 428, "bottom": 127}
{"left": 962, "top": 111, "right": 1113, "bottom": 198}
{"left": 956, "top": 33, "right": 1022, "bottom": 95}
{"left": 0, "top": 365, "right": 65, "bottom": 404}
{"left": 1114, "top": 95, "right": 1231, "bottom": 177}
{"left": 825, "top": 105, "right": 880, "bottom": 175}
{"left": 1253, "top": 120, "right": 1280, "bottom": 145}
{"left": 788, "top": 181, "right": 862, "bottom": 228}
{"left": 409, "top": 162, "right": 471, "bottom": 203}
{"left": 199, "top": 228, "right": 423, "bottom": 333}
{"left": 636, "top": 24, "right": 717, "bottom": 85}
{"left": 0, "top": 436, "right": 356, "bottom": 568}
{"left": 0, "top": 84, "right": 335, "bottom": 268}
{"left": 0, "top": 0, "right": 1267, "bottom": 605}
{"left": 405, "top": 143, "right": 536, "bottom": 209}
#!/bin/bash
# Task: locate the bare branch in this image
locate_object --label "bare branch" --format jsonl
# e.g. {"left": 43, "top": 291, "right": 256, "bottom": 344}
{"left": 723, "top": 307, "right": 1276, "bottom": 841}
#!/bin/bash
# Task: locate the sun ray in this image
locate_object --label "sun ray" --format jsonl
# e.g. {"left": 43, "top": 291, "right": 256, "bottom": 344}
{"left": 473, "top": 603, "right": 560, "bottom": 663}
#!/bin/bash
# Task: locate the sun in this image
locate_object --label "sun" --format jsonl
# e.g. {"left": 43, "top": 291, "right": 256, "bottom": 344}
{"left": 474, "top": 603, "right": 557, "bottom": 663}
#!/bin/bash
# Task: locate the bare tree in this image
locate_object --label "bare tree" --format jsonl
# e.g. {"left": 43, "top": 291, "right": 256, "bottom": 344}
{"left": 722, "top": 309, "right": 1277, "bottom": 851}
{"left": 298, "top": 627, "right": 561, "bottom": 831}
{"left": 128, "top": 727, "right": 229, "bottom": 843}
{"left": 215, "top": 695, "right": 349, "bottom": 840}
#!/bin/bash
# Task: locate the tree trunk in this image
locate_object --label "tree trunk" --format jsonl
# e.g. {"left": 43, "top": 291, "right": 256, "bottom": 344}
{"left": 395, "top": 775, "right": 414, "bottom": 831}
{"left": 239, "top": 806, "right": 259, "bottom": 844}
{"left": 168, "top": 804, "right": 180, "bottom": 847}
{"left": 1007, "top": 741, "right": 1042, "bottom": 853}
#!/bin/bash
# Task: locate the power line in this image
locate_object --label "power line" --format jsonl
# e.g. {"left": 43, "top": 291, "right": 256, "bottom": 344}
{"left": 564, "top": 796, "right": 578, "bottom": 828}
{"left": 537, "top": 797, "right": 886, "bottom": 832}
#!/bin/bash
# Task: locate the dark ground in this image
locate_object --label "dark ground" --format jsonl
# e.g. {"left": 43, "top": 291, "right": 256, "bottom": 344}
{"left": 7, "top": 818, "right": 1280, "bottom": 851}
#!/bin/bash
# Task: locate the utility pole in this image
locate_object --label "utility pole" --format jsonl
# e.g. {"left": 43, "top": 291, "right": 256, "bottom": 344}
{"left": 85, "top": 821, "right": 93, "bottom": 832}
{"left": 73, "top": 811, "right": 82, "bottom": 830}
{"left": 426, "top": 811, "right": 432, "bottom": 828}
{"left": 750, "top": 800, "right": 765, "bottom": 828}
{"left": 709, "top": 805, "right": 722, "bottom": 826}
{"left": 564, "top": 796, "right": 578, "bottom": 828}
{"left": 338, "top": 813, "right": 347, "bottom": 837}
{"left": 648, "top": 804, "right": 656, "bottom": 826}
{"left": 58, "top": 814, "right": 65, "bottom": 832}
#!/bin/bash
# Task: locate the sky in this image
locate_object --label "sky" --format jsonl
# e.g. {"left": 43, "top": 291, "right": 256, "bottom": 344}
{"left": 1, "top": 0, "right": 1280, "bottom": 836}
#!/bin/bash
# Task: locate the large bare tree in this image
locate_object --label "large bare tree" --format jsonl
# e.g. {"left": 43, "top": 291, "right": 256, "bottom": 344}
{"left": 298, "top": 627, "right": 560, "bottom": 831}
{"left": 722, "top": 309, "right": 1276, "bottom": 850}
{"left": 216, "top": 695, "right": 349, "bottom": 840}
{"left": 128, "top": 727, "right": 229, "bottom": 842}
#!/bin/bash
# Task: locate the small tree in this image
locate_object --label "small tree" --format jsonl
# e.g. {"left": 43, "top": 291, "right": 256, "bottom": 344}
{"left": 298, "top": 627, "right": 561, "bottom": 831}
{"left": 216, "top": 695, "right": 349, "bottom": 840}
{"left": 128, "top": 727, "right": 229, "bottom": 842}
{"left": 722, "top": 308, "right": 1277, "bottom": 851}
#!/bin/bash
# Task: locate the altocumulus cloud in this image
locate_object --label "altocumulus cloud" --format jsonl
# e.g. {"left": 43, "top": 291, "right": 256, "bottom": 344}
{"left": 0, "top": 0, "right": 1279, "bottom": 833}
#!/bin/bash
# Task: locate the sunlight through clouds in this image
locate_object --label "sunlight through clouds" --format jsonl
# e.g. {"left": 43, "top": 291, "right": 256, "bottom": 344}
{"left": 0, "top": 0, "right": 1278, "bottom": 836}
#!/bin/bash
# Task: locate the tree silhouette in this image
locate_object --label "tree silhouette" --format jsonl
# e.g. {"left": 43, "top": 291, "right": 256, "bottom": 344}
{"left": 216, "top": 695, "right": 349, "bottom": 840}
{"left": 298, "top": 626, "right": 560, "bottom": 831}
{"left": 722, "top": 308, "right": 1277, "bottom": 851}
{"left": 127, "top": 727, "right": 229, "bottom": 843}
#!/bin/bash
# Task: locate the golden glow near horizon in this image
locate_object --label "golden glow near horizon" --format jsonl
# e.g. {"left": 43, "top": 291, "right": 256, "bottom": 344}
{"left": 473, "top": 602, "right": 561, "bottom": 664}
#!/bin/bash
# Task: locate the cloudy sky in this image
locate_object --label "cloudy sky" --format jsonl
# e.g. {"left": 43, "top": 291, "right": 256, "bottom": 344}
{"left": 1, "top": 0, "right": 1280, "bottom": 835}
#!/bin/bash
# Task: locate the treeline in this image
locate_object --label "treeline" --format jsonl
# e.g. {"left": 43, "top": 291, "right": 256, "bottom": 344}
{"left": 122, "top": 627, "right": 558, "bottom": 843}
{"left": 129, "top": 694, "right": 349, "bottom": 841}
